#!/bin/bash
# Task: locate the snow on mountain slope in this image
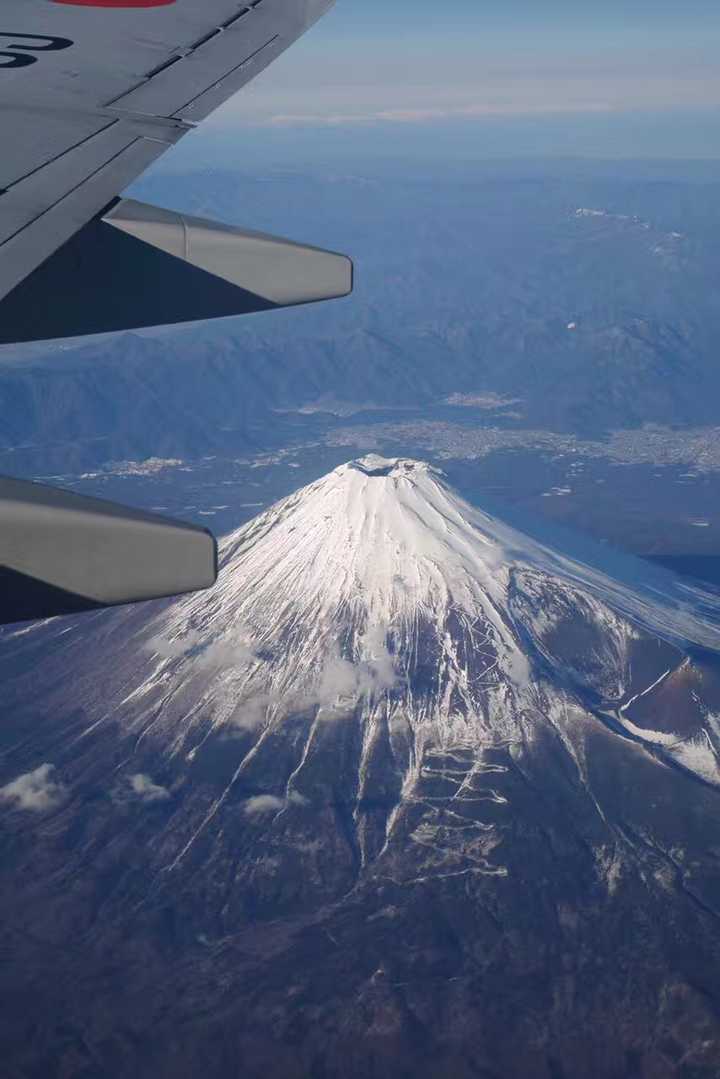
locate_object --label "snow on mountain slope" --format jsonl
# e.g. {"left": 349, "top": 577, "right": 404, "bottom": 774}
{"left": 102, "top": 456, "right": 719, "bottom": 800}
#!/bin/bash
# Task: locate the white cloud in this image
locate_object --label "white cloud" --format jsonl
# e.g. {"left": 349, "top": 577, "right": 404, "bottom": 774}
{"left": 262, "top": 101, "right": 616, "bottom": 128}
{"left": 317, "top": 656, "right": 362, "bottom": 702}
{"left": 145, "top": 629, "right": 202, "bottom": 660}
{"left": 244, "top": 794, "right": 285, "bottom": 816}
{"left": 287, "top": 790, "right": 309, "bottom": 807}
{"left": 222, "top": 630, "right": 399, "bottom": 733}
{"left": 363, "top": 626, "right": 399, "bottom": 692}
{"left": 146, "top": 628, "right": 257, "bottom": 671}
{"left": 128, "top": 774, "right": 171, "bottom": 803}
{"left": 0, "top": 764, "right": 66, "bottom": 813}
{"left": 315, "top": 627, "right": 399, "bottom": 711}
{"left": 244, "top": 791, "right": 309, "bottom": 816}
{"left": 230, "top": 694, "right": 271, "bottom": 731}
{"left": 197, "top": 637, "right": 256, "bottom": 671}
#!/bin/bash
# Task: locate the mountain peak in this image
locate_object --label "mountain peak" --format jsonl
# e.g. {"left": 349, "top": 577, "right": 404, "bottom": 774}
{"left": 346, "top": 455, "right": 436, "bottom": 479}
{"left": 192, "top": 452, "right": 514, "bottom": 655}
{"left": 130, "top": 457, "right": 720, "bottom": 790}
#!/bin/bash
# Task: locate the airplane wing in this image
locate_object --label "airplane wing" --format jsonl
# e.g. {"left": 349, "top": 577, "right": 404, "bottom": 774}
{"left": 0, "top": 476, "right": 217, "bottom": 624}
{"left": 0, "top": 0, "right": 351, "bottom": 343}
{"left": 0, "top": 0, "right": 352, "bottom": 625}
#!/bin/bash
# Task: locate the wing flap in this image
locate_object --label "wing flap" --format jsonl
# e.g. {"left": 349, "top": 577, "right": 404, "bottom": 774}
{"left": 1, "top": 122, "right": 132, "bottom": 247}
{"left": 0, "top": 133, "right": 174, "bottom": 303}
{"left": 0, "top": 197, "right": 352, "bottom": 344}
{"left": 0, "top": 108, "right": 111, "bottom": 188}
{"left": 106, "top": 198, "right": 353, "bottom": 305}
{"left": 0, "top": 477, "right": 217, "bottom": 625}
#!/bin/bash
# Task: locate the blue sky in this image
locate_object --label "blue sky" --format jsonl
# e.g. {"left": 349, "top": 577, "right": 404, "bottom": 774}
{"left": 209, "top": 0, "right": 720, "bottom": 129}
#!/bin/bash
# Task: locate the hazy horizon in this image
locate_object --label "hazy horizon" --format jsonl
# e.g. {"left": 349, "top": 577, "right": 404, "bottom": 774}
{"left": 188, "top": 0, "right": 720, "bottom": 160}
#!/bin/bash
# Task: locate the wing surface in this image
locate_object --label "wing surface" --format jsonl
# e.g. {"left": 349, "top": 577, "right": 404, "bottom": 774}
{"left": 0, "top": 0, "right": 351, "bottom": 624}
{"left": 0, "top": 0, "right": 334, "bottom": 305}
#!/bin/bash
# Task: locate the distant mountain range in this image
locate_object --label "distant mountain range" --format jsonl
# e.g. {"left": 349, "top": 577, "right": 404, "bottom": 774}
{"left": 2, "top": 168, "right": 720, "bottom": 475}
{"left": 0, "top": 312, "right": 716, "bottom": 477}
{"left": 1, "top": 458, "right": 720, "bottom": 1077}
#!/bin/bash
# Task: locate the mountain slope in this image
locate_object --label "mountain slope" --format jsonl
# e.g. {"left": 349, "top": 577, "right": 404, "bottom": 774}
{"left": 1, "top": 458, "right": 720, "bottom": 1077}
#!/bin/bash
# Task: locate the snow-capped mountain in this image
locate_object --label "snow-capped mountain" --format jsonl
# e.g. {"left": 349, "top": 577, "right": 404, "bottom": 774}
{"left": 2, "top": 457, "right": 720, "bottom": 1078}
{"left": 117, "top": 455, "right": 720, "bottom": 792}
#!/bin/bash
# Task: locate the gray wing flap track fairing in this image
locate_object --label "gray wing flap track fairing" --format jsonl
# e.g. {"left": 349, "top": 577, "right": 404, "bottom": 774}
{"left": 0, "top": 0, "right": 350, "bottom": 624}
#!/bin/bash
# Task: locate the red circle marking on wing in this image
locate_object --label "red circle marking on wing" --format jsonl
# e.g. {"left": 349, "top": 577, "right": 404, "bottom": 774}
{"left": 52, "top": 1, "right": 176, "bottom": 7}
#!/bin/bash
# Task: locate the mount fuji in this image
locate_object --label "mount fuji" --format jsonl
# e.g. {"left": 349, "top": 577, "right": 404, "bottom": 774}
{"left": 2, "top": 457, "right": 720, "bottom": 1078}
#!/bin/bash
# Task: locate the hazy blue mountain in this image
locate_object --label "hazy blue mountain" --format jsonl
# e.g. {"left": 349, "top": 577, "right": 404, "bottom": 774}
{"left": 0, "top": 166, "right": 716, "bottom": 474}
{"left": 3, "top": 164, "right": 720, "bottom": 475}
